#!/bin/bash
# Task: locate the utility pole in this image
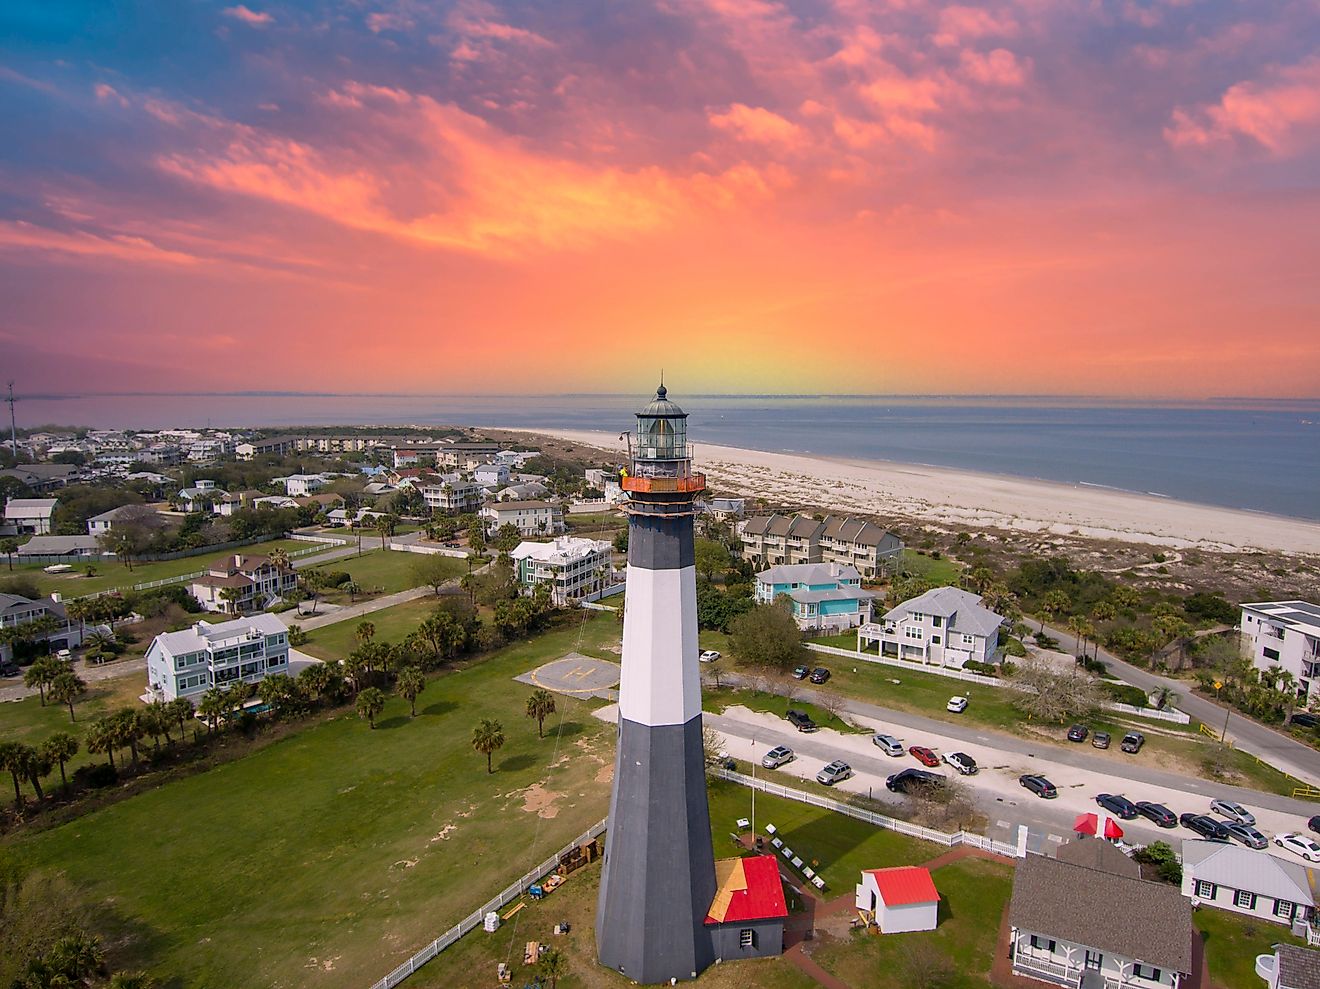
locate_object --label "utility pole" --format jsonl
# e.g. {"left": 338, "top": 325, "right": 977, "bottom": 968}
{"left": 4, "top": 381, "right": 16, "bottom": 463}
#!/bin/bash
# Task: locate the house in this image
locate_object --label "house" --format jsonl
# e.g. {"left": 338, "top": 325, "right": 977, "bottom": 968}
{"left": 187, "top": 553, "right": 298, "bottom": 614}
{"left": 86, "top": 504, "right": 157, "bottom": 536}
{"left": 1008, "top": 851, "right": 1194, "bottom": 989}
{"left": 420, "top": 475, "right": 484, "bottom": 513}
{"left": 235, "top": 435, "right": 300, "bottom": 460}
{"left": 740, "top": 514, "right": 826, "bottom": 567}
{"left": 283, "top": 474, "right": 326, "bottom": 498}
{"left": 510, "top": 537, "right": 614, "bottom": 606}
{"left": 435, "top": 441, "right": 500, "bottom": 468}
{"left": 1260, "top": 944, "right": 1320, "bottom": 989}
{"left": 1240, "top": 601, "right": 1320, "bottom": 704}
{"left": 495, "top": 449, "right": 539, "bottom": 467}
{"left": 498, "top": 481, "right": 550, "bottom": 502}
{"left": 125, "top": 471, "right": 173, "bottom": 486}
{"left": 585, "top": 467, "right": 613, "bottom": 489}
{"left": 819, "top": 516, "right": 904, "bottom": 578}
{"left": 1056, "top": 835, "right": 1141, "bottom": 877}
{"left": 1181, "top": 839, "right": 1315, "bottom": 926}
{"left": 251, "top": 495, "right": 298, "bottom": 510}
{"left": 481, "top": 500, "right": 563, "bottom": 537}
{"left": 4, "top": 497, "right": 57, "bottom": 534}
{"left": 706, "top": 497, "right": 746, "bottom": 522}
{"left": 17, "top": 535, "right": 101, "bottom": 558}
{"left": 859, "top": 586, "right": 1003, "bottom": 668}
{"left": 0, "top": 593, "right": 85, "bottom": 662}
{"left": 705, "top": 855, "right": 787, "bottom": 962}
{"left": 177, "top": 479, "right": 226, "bottom": 512}
{"left": 855, "top": 866, "right": 939, "bottom": 933}
{"left": 294, "top": 493, "right": 343, "bottom": 511}
{"left": 145, "top": 614, "right": 290, "bottom": 703}
{"left": 754, "top": 562, "right": 875, "bottom": 632}
{"left": 739, "top": 513, "right": 904, "bottom": 578}
{"left": 0, "top": 464, "right": 80, "bottom": 492}
{"left": 473, "top": 462, "right": 511, "bottom": 488}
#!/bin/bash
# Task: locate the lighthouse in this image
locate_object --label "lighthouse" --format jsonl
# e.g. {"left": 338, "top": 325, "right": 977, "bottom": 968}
{"left": 595, "top": 384, "right": 717, "bottom": 984}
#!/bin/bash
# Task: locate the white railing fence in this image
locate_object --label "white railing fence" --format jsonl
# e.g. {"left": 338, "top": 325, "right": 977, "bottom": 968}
{"left": 367, "top": 819, "right": 607, "bottom": 989}
{"left": 290, "top": 533, "right": 351, "bottom": 546}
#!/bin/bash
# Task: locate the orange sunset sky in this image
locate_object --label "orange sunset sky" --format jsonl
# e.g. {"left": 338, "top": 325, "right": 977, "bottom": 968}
{"left": 1, "top": 0, "right": 1318, "bottom": 397}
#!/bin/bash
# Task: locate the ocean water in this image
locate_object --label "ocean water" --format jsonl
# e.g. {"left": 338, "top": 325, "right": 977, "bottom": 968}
{"left": 13, "top": 393, "right": 1320, "bottom": 521}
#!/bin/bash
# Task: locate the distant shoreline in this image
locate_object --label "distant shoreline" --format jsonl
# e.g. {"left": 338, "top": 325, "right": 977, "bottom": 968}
{"left": 524, "top": 427, "right": 1320, "bottom": 555}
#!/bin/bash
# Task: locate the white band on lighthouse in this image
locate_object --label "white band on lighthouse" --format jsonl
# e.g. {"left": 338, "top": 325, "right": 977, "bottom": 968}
{"left": 617, "top": 563, "right": 701, "bottom": 728}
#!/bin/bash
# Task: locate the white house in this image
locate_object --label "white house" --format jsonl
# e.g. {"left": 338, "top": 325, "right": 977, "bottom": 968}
{"left": 17, "top": 535, "right": 101, "bottom": 558}
{"left": 419, "top": 475, "right": 484, "bottom": 513}
{"left": 754, "top": 562, "right": 875, "bottom": 632}
{"left": 187, "top": 553, "right": 299, "bottom": 614}
{"left": 145, "top": 614, "right": 290, "bottom": 703}
{"left": 4, "top": 497, "right": 57, "bottom": 534}
{"left": 177, "top": 479, "right": 225, "bottom": 512}
{"left": 481, "top": 500, "right": 564, "bottom": 537}
{"left": 859, "top": 586, "right": 1003, "bottom": 668}
{"left": 1008, "top": 853, "right": 1194, "bottom": 989}
{"left": 87, "top": 504, "right": 146, "bottom": 536}
{"left": 854, "top": 866, "right": 939, "bottom": 933}
{"left": 1240, "top": 601, "right": 1320, "bottom": 704}
{"left": 251, "top": 495, "right": 298, "bottom": 510}
{"left": 473, "top": 462, "right": 511, "bottom": 488}
{"left": 1259, "top": 944, "right": 1320, "bottom": 989}
{"left": 1181, "top": 839, "right": 1315, "bottom": 926}
{"left": 498, "top": 481, "right": 550, "bottom": 502}
{"left": 283, "top": 474, "right": 326, "bottom": 497}
{"left": 495, "top": 449, "right": 539, "bottom": 467}
{"left": 510, "top": 537, "right": 615, "bottom": 606}
{"left": 1, "top": 592, "right": 87, "bottom": 662}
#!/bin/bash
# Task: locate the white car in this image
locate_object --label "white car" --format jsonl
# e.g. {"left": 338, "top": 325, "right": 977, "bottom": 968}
{"left": 1274, "top": 833, "right": 1320, "bottom": 862}
{"left": 699, "top": 650, "right": 721, "bottom": 663}
{"left": 761, "top": 745, "right": 794, "bottom": 769}
{"left": 941, "top": 752, "right": 979, "bottom": 776}
{"left": 947, "top": 696, "right": 969, "bottom": 713}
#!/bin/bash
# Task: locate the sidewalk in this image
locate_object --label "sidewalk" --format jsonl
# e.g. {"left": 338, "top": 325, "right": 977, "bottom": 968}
{"left": 282, "top": 585, "right": 435, "bottom": 630}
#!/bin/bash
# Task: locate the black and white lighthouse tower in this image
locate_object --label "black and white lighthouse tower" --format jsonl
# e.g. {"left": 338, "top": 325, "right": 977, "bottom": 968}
{"left": 595, "top": 385, "right": 716, "bottom": 984}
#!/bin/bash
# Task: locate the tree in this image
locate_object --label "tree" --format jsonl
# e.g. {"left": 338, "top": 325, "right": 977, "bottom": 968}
{"left": 693, "top": 538, "right": 732, "bottom": 582}
{"left": 112, "top": 709, "right": 144, "bottom": 767}
{"left": 0, "top": 741, "right": 28, "bottom": 806}
{"left": 729, "top": 600, "right": 806, "bottom": 672}
{"left": 218, "top": 586, "right": 245, "bottom": 614}
{"left": 109, "top": 972, "right": 157, "bottom": 989}
{"left": 257, "top": 673, "right": 302, "bottom": 718}
{"left": 537, "top": 948, "right": 569, "bottom": 989}
{"left": 167, "top": 697, "right": 195, "bottom": 737}
{"left": 48, "top": 670, "right": 87, "bottom": 722}
{"left": 19, "top": 745, "right": 50, "bottom": 801}
{"left": 45, "top": 931, "right": 105, "bottom": 982}
{"left": 612, "top": 529, "right": 628, "bottom": 553}
{"left": 491, "top": 523, "right": 522, "bottom": 553}
{"left": 85, "top": 717, "right": 118, "bottom": 768}
{"left": 300, "top": 569, "right": 326, "bottom": 615}
{"left": 412, "top": 554, "right": 459, "bottom": 595}
{"left": 42, "top": 732, "right": 78, "bottom": 789}
{"left": 23, "top": 656, "right": 61, "bottom": 706}
{"left": 197, "top": 688, "right": 228, "bottom": 734}
{"left": 0, "top": 537, "right": 17, "bottom": 571}
{"left": 1091, "top": 600, "right": 1116, "bottom": 624}
{"left": 397, "top": 667, "right": 426, "bottom": 717}
{"left": 356, "top": 621, "right": 376, "bottom": 646}
{"left": 1007, "top": 656, "right": 1103, "bottom": 723}
{"left": 525, "top": 688, "right": 556, "bottom": 738}
{"left": 356, "top": 686, "right": 387, "bottom": 728}
{"left": 471, "top": 718, "right": 505, "bottom": 773}
{"left": 1040, "top": 589, "right": 1072, "bottom": 631}
{"left": 374, "top": 514, "right": 397, "bottom": 550}
{"left": 268, "top": 547, "right": 290, "bottom": 571}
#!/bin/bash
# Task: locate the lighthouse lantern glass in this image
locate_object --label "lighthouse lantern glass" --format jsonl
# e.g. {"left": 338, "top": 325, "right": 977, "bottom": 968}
{"left": 636, "top": 414, "right": 686, "bottom": 461}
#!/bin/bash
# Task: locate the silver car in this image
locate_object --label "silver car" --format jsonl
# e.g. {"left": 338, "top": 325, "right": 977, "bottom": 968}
{"left": 872, "top": 733, "right": 904, "bottom": 756}
{"left": 1211, "top": 799, "right": 1256, "bottom": 826}
{"left": 816, "top": 760, "right": 853, "bottom": 786}
{"left": 1223, "top": 822, "right": 1268, "bottom": 849}
{"left": 761, "top": 745, "right": 795, "bottom": 770}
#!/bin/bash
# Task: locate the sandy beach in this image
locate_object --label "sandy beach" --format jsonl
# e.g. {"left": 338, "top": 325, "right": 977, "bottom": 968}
{"left": 531, "top": 428, "right": 1320, "bottom": 555}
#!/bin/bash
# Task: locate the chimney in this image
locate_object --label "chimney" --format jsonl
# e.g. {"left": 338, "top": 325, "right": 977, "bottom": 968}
{"left": 234, "top": 554, "right": 243, "bottom": 569}
{"left": 50, "top": 592, "right": 62, "bottom": 603}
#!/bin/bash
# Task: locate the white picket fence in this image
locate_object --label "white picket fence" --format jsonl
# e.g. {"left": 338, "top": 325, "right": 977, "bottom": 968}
{"left": 367, "top": 819, "right": 607, "bottom": 989}
{"left": 712, "top": 768, "right": 1023, "bottom": 857}
{"left": 806, "top": 642, "right": 1191, "bottom": 724}
{"left": 289, "top": 533, "right": 351, "bottom": 546}
{"left": 386, "top": 540, "right": 470, "bottom": 559}
{"left": 79, "top": 541, "right": 349, "bottom": 599}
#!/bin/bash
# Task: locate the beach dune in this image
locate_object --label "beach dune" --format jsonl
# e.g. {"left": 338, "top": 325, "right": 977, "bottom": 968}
{"left": 533, "top": 428, "right": 1320, "bottom": 555}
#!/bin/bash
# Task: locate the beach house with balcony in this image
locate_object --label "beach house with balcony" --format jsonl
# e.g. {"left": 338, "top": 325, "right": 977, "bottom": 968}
{"left": 859, "top": 585, "right": 1003, "bottom": 668}
{"left": 1240, "top": 601, "right": 1320, "bottom": 704}
{"left": 481, "top": 500, "right": 563, "bottom": 537}
{"left": 419, "top": 474, "right": 484, "bottom": 513}
{"left": 740, "top": 514, "right": 826, "bottom": 567}
{"left": 187, "top": 554, "right": 298, "bottom": 614}
{"left": 145, "top": 613, "right": 290, "bottom": 703}
{"left": 510, "top": 536, "right": 615, "bottom": 605}
{"left": 740, "top": 513, "right": 903, "bottom": 577}
{"left": 755, "top": 562, "right": 875, "bottom": 632}
{"left": 819, "top": 516, "right": 904, "bottom": 578}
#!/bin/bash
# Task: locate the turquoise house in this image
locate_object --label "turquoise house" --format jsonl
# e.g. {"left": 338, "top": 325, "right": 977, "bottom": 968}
{"left": 754, "top": 562, "right": 875, "bottom": 632}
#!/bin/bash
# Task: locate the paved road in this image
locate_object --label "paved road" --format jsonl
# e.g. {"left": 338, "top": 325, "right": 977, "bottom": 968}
{"left": 282, "top": 585, "right": 437, "bottom": 631}
{"left": 1041, "top": 621, "right": 1320, "bottom": 787}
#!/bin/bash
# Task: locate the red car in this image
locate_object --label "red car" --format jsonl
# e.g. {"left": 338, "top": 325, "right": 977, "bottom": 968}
{"left": 909, "top": 745, "right": 939, "bottom": 767}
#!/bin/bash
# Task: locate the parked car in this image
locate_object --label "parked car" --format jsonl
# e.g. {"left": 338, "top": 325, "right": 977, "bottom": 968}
{"left": 886, "top": 768, "right": 944, "bottom": 793}
{"left": 1291, "top": 712, "right": 1319, "bottom": 729}
{"left": 55, "top": 648, "right": 72, "bottom": 661}
{"left": 1309, "top": 815, "right": 1320, "bottom": 836}
{"left": 785, "top": 709, "right": 819, "bottom": 733}
{"left": 809, "top": 667, "right": 831, "bottom": 684}
{"left": 1067, "top": 724, "right": 1089, "bottom": 742}
{"left": 699, "top": 650, "right": 721, "bottom": 663}
{"left": 1223, "top": 822, "right": 1268, "bottom": 849}
{"left": 1210, "top": 799, "right": 1256, "bottom": 826}
{"left": 1135, "top": 801, "right": 1177, "bottom": 828}
{"left": 0, "top": 661, "right": 20, "bottom": 678}
{"left": 946, "top": 696, "right": 968, "bottom": 713}
{"left": 1091, "top": 731, "right": 1111, "bottom": 749}
{"left": 942, "top": 752, "right": 978, "bottom": 776}
{"left": 817, "top": 760, "right": 853, "bottom": 786}
{"left": 1120, "top": 732, "right": 1145, "bottom": 753}
{"left": 1019, "top": 774, "right": 1057, "bottom": 798}
{"left": 1096, "top": 793, "right": 1138, "bottom": 819}
{"left": 761, "top": 745, "right": 794, "bottom": 769}
{"left": 1180, "top": 814, "right": 1231, "bottom": 840}
{"left": 872, "top": 733, "right": 905, "bottom": 757}
{"left": 791, "top": 665, "right": 810, "bottom": 680}
{"left": 909, "top": 745, "right": 940, "bottom": 767}
{"left": 1275, "top": 833, "right": 1320, "bottom": 862}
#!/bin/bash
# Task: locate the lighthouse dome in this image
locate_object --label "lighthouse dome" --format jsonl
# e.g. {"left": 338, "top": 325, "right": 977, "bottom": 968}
{"left": 638, "top": 383, "right": 686, "bottom": 418}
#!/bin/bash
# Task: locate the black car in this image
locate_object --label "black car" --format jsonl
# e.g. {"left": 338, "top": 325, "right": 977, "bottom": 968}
{"left": 1067, "top": 724, "right": 1089, "bottom": 742}
{"left": 0, "top": 661, "right": 20, "bottom": 678}
{"left": 1180, "top": 813, "right": 1231, "bottom": 840}
{"left": 1095, "top": 793, "right": 1138, "bottom": 819}
{"left": 1092, "top": 731, "right": 1111, "bottom": 750}
{"left": 886, "top": 768, "right": 944, "bottom": 794}
{"left": 1120, "top": 732, "right": 1146, "bottom": 754}
{"left": 1135, "top": 801, "right": 1177, "bottom": 828}
{"left": 1019, "top": 774, "right": 1058, "bottom": 799}
{"left": 785, "top": 709, "right": 819, "bottom": 733}
{"left": 1292, "top": 712, "right": 1320, "bottom": 729}
{"left": 791, "top": 665, "right": 810, "bottom": 680}
{"left": 809, "top": 667, "right": 831, "bottom": 685}
{"left": 1309, "top": 815, "right": 1320, "bottom": 836}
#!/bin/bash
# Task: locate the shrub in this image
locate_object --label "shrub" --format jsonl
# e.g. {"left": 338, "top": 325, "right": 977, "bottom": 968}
{"left": 963, "top": 660, "right": 999, "bottom": 677}
{"left": 1080, "top": 657, "right": 1109, "bottom": 676}
{"left": 286, "top": 625, "right": 308, "bottom": 647}
{"left": 1133, "top": 840, "right": 1181, "bottom": 884}
{"left": 74, "top": 762, "right": 118, "bottom": 789}
{"left": 1001, "top": 636, "right": 1028, "bottom": 658}
{"left": 1103, "top": 682, "right": 1148, "bottom": 707}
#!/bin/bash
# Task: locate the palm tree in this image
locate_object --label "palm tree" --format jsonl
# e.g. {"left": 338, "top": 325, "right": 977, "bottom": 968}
{"left": 109, "top": 972, "right": 157, "bottom": 989}
{"left": 219, "top": 586, "right": 244, "bottom": 614}
{"left": 23, "top": 655, "right": 59, "bottom": 705}
{"left": 86, "top": 717, "right": 117, "bottom": 768}
{"left": 1040, "top": 589, "right": 1071, "bottom": 633}
{"left": 114, "top": 709, "right": 144, "bottom": 767}
{"left": 167, "top": 697, "right": 195, "bottom": 738}
{"left": 198, "top": 688, "right": 228, "bottom": 734}
{"left": 344, "top": 579, "right": 361, "bottom": 603}
{"left": 19, "top": 744, "right": 50, "bottom": 800}
{"left": 48, "top": 669, "right": 87, "bottom": 722}
{"left": 525, "top": 688, "right": 557, "bottom": 738}
{"left": 0, "top": 740, "right": 28, "bottom": 806}
{"left": 1091, "top": 600, "right": 1116, "bottom": 624}
{"left": 300, "top": 569, "right": 326, "bottom": 616}
{"left": 47, "top": 931, "right": 105, "bottom": 981}
{"left": 356, "top": 686, "right": 386, "bottom": 728}
{"left": 268, "top": 547, "right": 290, "bottom": 571}
{"left": 397, "top": 667, "right": 426, "bottom": 716}
{"left": 42, "top": 732, "right": 79, "bottom": 789}
{"left": 356, "top": 621, "right": 376, "bottom": 646}
{"left": 0, "top": 536, "right": 18, "bottom": 570}
{"left": 471, "top": 718, "right": 505, "bottom": 774}
{"left": 65, "top": 597, "right": 90, "bottom": 639}
{"left": 298, "top": 662, "right": 332, "bottom": 704}
{"left": 537, "top": 947, "right": 569, "bottom": 989}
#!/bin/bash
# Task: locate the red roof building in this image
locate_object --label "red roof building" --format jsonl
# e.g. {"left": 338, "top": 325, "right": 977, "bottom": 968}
{"left": 856, "top": 866, "right": 941, "bottom": 933}
{"left": 705, "top": 855, "right": 788, "bottom": 961}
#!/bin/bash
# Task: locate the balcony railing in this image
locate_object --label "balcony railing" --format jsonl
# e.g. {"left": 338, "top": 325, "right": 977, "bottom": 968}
{"left": 621, "top": 472, "right": 706, "bottom": 494}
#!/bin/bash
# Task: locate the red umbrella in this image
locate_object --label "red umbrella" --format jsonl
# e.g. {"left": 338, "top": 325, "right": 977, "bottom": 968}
{"left": 1102, "top": 817, "right": 1125, "bottom": 840}
{"left": 1073, "top": 813, "right": 1098, "bottom": 835}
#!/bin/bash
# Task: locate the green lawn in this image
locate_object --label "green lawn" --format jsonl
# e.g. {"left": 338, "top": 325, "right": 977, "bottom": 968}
{"left": 812, "top": 856, "right": 1014, "bottom": 989}
{"left": 2, "top": 613, "right": 624, "bottom": 989}
{"left": 6, "top": 538, "right": 311, "bottom": 597}
{"left": 297, "top": 595, "right": 463, "bottom": 660}
{"left": 309, "top": 549, "right": 466, "bottom": 599}
{"left": 900, "top": 550, "right": 962, "bottom": 586}
{"left": 1195, "top": 906, "right": 1308, "bottom": 989}
{"left": 0, "top": 671, "right": 146, "bottom": 776}
{"left": 704, "top": 685, "right": 869, "bottom": 736}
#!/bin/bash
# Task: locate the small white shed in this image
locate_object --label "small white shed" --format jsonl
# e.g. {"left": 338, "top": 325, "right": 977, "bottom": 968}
{"left": 855, "top": 866, "right": 940, "bottom": 933}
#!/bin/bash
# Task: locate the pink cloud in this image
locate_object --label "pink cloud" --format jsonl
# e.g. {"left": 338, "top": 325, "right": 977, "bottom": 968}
{"left": 933, "top": 5, "right": 1018, "bottom": 47}
{"left": 1165, "top": 56, "right": 1320, "bottom": 153}
{"left": 708, "top": 103, "right": 804, "bottom": 145}
{"left": 0, "top": 220, "right": 202, "bottom": 267}
{"left": 366, "top": 12, "right": 414, "bottom": 33}
{"left": 960, "top": 49, "right": 1030, "bottom": 88}
{"left": 93, "top": 82, "right": 129, "bottom": 107}
{"left": 221, "top": 5, "right": 273, "bottom": 26}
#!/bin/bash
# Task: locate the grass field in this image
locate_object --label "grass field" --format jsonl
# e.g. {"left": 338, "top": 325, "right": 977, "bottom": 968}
{"left": 5, "top": 538, "right": 312, "bottom": 597}
{"left": 1195, "top": 906, "right": 1308, "bottom": 989}
{"left": 0, "top": 671, "right": 147, "bottom": 777}
{"left": 3, "top": 612, "right": 624, "bottom": 989}
{"left": 307, "top": 549, "right": 466, "bottom": 601}
{"left": 298, "top": 596, "right": 462, "bottom": 661}
{"left": 899, "top": 550, "right": 962, "bottom": 586}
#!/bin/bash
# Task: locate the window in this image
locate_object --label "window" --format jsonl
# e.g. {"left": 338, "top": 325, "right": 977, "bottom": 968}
{"left": 1133, "top": 964, "right": 1162, "bottom": 982}
{"left": 1235, "top": 890, "right": 1257, "bottom": 910}
{"left": 739, "top": 929, "right": 755, "bottom": 948}
{"left": 904, "top": 626, "right": 923, "bottom": 640}
{"left": 1195, "top": 880, "right": 1217, "bottom": 899}
{"left": 932, "top": 636, "right": 942, "bottom": 645}
{"left": 1264, "top": 648, "right": 1280, "bottom": 661}
{"left": 1028, "top": 936, "right": 1056, "bottom": 953}
{"left": 1084, "top": 951, "right": 1103, "bottom": 971}
{"left": 1275, "top": 900, "right": 1296, "bottom": 921}
{"left": 932, "top": 616, "right": 942, "bottom": 627}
